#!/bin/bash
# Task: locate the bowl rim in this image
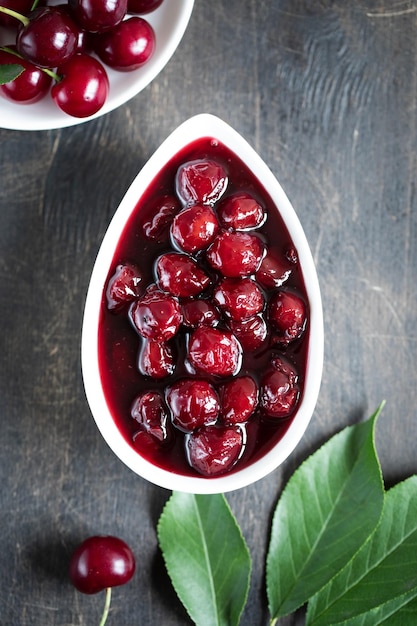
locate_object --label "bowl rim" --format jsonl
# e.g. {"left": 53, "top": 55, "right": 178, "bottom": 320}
{"left": 81, "top": 113, "right": 324, "bottom": 494}
{"left": 0, "top": 0, "right": 195, "bottom": 131}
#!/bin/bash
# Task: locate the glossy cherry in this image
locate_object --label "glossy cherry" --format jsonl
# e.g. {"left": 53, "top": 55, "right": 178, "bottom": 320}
{"left": 69, "top": 0, "right": 128, "bottom": 33}
{"left": 0, "top": 47, "right": 52, "bottom": 104}
{"left": 142, "top": 195, "right": 180, "bottom": 241}
{"left": 181, "top": 299, "right": 221, "bottom": 328}
{"left": 260, "top": 356, "right": 300, "bottom": 418}
{"left": 93, "top": 16, "right": 155, "bottom": 71}
{"left": 170, "top": 203, "right": 218, "bottom": 253}
{"left": 130, "top": 286, "right": 181, "bottom": 341}
{"left": 137, "top": 338, "right": 175, "bottom": 378}
{"left": 269, "top": 289, "right": 307, "bottom": 343}
{"left": 167, "top": 378, "right": 220, "bottom": 432}
{"left": 213, "top": 277, "right": 264, "bottom": 321}
{"left": 51, "top": 53, "right": 109, "bottom": 118}
{"left": 219, "top": 376, "right": 258, "bottom": 424}
{"left": 69, "top": 535, "right": 135, "bottom": 594}
{"left": 186, "top": 425, "right": 245, "bottom": 476}
{"left": 176, "top": 158, "right": 228, "bottom": 206}
{"left": 106, "top": 262, "right": 143, "bottom": 311}
{"left": 131, "top": 390, "right": 171, "bottom": 442}
{"left": 187, "top": 326, "right": 242, "bottom": 377}
{"left": 217, "top": 192, "right": 265, "bottom": 231}
{"left": 17, "top": 7, "right": 79, "bottom": 69}
{"left": 127, "top": 0, "right": 163, "bottom": 14}
{"left": 156, "top": 252, "right": 210, "bottom": 298}
{"left": 206, "top": 230, "right": 265, "bottom": 277}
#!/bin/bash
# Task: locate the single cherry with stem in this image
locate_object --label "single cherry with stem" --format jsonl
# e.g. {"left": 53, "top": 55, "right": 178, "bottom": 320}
{"left": 69, "top": 535, "right": 136, "bottom": 626}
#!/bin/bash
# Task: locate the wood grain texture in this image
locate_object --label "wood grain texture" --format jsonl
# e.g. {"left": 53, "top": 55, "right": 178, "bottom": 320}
{"left": 0, "top": 1, "right": 416, "bottom": 624}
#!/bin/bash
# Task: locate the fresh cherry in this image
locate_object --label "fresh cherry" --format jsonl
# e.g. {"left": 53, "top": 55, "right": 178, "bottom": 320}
{"left": 127, "top": 0, "right": 163, "bottom": 14}
{"left": 170, "top": 203, "right": 219, "bottom": 254}
{"left": 166, "top": 378, "right": 219, "bottom": 431}
{"left": 93, "top": 16, "right": 155, "bottom": 71}
{"left": 176, "top": 158, "right": 228, "bottom": 206}
{"left": 206, "top": 230, "right": 265, "bottom": 277}
{"left": 68, "top": 0, "right": 128, "bottom": 33}
{"left": 0, "top": 46, "right": 52, "bottom": 104}
{"left": 16, "top": 7, "right": 79, "bottom": 69}
{"left": 186, "top": 425, "right": 245, "bottom": 476}
{"left": 69, "top": 535, "right": 135, "bottom": 625}
{"left": 51, "top": 53, "right": 109, "bottom": 118}
{"left": 187, "top": 326, "right": 242, "bottom": 377}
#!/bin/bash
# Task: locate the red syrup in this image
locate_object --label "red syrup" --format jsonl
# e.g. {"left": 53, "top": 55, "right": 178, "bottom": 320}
{"left": 98, "top": 137, "right": 310, "bottom": 478}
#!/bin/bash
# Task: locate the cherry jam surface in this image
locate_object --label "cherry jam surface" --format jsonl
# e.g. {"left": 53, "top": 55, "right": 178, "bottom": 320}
{"left": 98, "top": 137, "right": 310, "bottom": 478}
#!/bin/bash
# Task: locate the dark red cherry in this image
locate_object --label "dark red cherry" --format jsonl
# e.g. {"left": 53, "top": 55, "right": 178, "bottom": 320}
{"left": 69, "top": 535, "right": 135, "bottom": 594}
{"left": 213, "top": 277, "right": 264, "bottom": 321}
{"left": 256, "top": 250, "right": 292, "bottom": 289}
{"left": 17, "top": 7, "right": 79, "bottom": 69}
{"left": 93, "top": 16, "right": 155, "bottom": 71}
{"left": 206, "top": 230, "right": 265, "bottom": 277}
{"left": 176, "top": 159, "right": 228, "bottom": 206}
{"left": 186, "top": 425, "right": 245, "bottom": 476}
{"left": 142, "top": 195, "right": 180, "bottom": 241}
{"left": 129, "top": 287, "right": 181, "bottom": 341}
{"left": 68, "top": 0, "right": 128, "bottom": 33}
{"left": 166, "top": 378, "right": 219, "bottom": 431}
{"left": 187, "top": 327, "right": 242, "bottom": 377}
{"left": 0, "top": 0, "right": 33, "bottom": 27}
{"left": 260, "top": 356, "right": 299, "bottom": 418}
{"left": 131, "top": 390, "right": 171, "bottom": 441}
{"left": 217, "top": 192, "right": 265, "bottom": 231}
{"left": 127, "top": 0, "right": 163, "bottom": 14}
{"left": 219, "top": 376, "right": 258, "bottom": 424}
{"left": 51, "top": 53, "right": 109, "bottom": 118}
{"left": 170, "top": 204, "right": 219, "bottom": 254}
{"left": 228, "top": 314, "right": 268, "bottom": 351}
{"left": 106, "top": 262, "right": 143, "bottom": 311}
{"left": 0, "top": 46, "right": 51, "bottom": 104}
{"left": 155, "top": 252, "right": 210, "bottom": 298}
{"left": 137, "top": 338, "right": 175, "bottom": 378}
{"left": 269, "top": 290, "right": 306, "bottom": 343}
{"left": 181, "top": 299, "right": 221, "bottom": 328}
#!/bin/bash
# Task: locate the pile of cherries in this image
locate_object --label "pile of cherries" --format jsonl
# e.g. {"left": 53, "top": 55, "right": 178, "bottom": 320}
{"left": 103, "top": 149, "right": 309, "bottom": 478}
{"left": 0, "top": 0, "right": 162, "bottom": 117}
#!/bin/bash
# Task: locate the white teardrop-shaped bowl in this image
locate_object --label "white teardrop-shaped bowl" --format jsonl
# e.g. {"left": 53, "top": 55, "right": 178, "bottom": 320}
{"left": 81, "top": 113, "right": 324, "bottom": 494}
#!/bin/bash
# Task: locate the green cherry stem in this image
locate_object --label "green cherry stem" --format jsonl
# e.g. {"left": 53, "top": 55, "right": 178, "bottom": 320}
{"left": 0, "top": 7, "right": 29, "bottom": 26}
{"left": 99, "top": 587, "right": 112, "bottom": 626}
{"left": 0, "top": 46, "right": 61, "bottom": 82}
{"left": 31, "top": 0, "right": 41, "bottom": 9}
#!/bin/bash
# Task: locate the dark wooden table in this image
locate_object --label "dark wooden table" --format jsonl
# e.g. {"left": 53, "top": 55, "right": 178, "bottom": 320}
{"left": 1, "top": 1, "right": 416, "bottom": 624}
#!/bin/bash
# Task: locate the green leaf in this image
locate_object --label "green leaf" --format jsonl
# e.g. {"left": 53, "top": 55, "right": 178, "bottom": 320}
{"left": 157, "top": 492, "right": 251, "bottom": 626}
{"left": 0, "top": 63, "right": 24, "bottom": 85}
{"left": 306, "top": 475, "right": 417, "bottom": 625}
{"left": 266, "top": 404, "right": 385, "bottom": 619}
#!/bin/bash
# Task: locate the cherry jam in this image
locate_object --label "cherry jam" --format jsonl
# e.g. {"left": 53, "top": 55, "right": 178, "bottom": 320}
{"left": 98, "top": 137, "right": 310, "bottom": 478}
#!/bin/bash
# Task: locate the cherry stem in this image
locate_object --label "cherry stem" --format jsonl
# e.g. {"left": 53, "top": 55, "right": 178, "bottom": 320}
{"left": 99, "top": 587, "right": 112, "bottom": 626}
{"left": 0, "top": 7, "right": 29, "bottom": 26}
{"left": 31, "top": 0, "right": 41, "bottom": 9}
{"left": 0, "top": 46, "right": 61, "bottom": 82}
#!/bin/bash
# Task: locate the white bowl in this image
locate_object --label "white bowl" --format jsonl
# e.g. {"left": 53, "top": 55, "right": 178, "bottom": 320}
{"left": 0, "top": 0, "right": 194, "bottom": 131}
{"left": 81, "top": 114, "right": 324, "bottom": 494}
